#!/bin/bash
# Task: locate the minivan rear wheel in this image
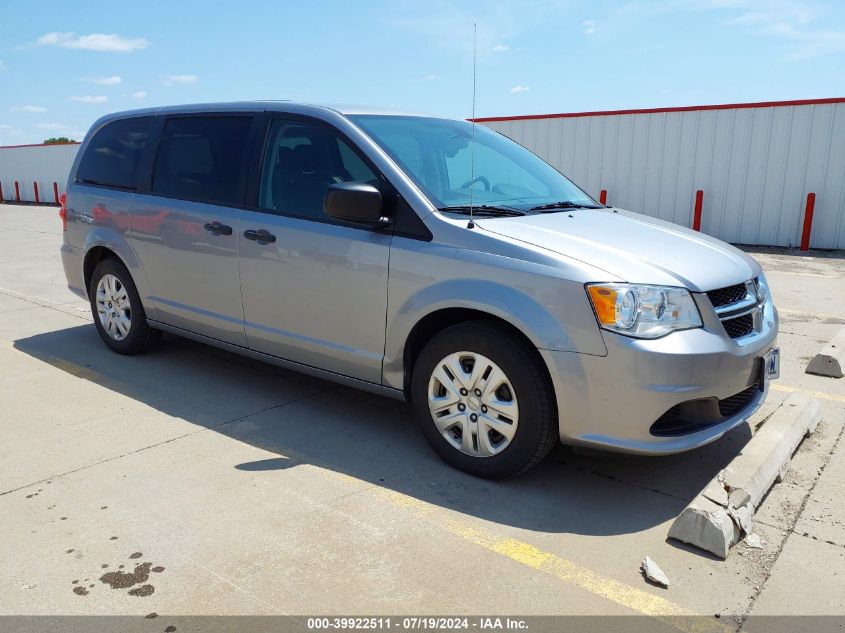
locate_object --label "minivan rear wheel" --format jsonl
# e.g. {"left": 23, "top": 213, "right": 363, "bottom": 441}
{"left": 89, "top": 259, "right": 161, "bottom": 355}
{"left": 411, "top": 321, "right": 557, "bottom": 479}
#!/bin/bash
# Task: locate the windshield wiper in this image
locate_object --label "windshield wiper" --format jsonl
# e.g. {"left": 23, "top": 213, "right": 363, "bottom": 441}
{"left": 438, "top": 204, "right": 526, "bottom": 217}
{"left": 529, "top": 201, "right": 605, "bottom": 211}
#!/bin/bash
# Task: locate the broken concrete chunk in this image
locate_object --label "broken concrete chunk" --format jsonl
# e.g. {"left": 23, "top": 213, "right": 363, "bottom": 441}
{"left": 744, "top": 533, "right": 764, "bottom": 549}
{"left": 641, "top": 556, "right": 670, "bottom": 588}
{"left": 727, "top": 503, "right": 754, "bottom": 537}
{"left": 727, "top": 486, "right": 751, "bottom": 510}
{"left": 668, "top": 497, "right": 739, "bottom": 559}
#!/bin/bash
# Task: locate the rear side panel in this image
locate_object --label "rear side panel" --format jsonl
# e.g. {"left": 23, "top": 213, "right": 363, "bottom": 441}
{"left": 63, "top": 111, "right": 159, "bottom": 311}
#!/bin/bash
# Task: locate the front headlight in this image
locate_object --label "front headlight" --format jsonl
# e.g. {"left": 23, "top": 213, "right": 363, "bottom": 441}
{"left": 586, "top": 283, "right": 702, "bottom": 339}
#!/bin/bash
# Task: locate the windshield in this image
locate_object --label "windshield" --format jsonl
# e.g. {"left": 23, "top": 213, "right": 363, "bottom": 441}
{"left": 348, "top": 115, "right": 596, "bottom": 212}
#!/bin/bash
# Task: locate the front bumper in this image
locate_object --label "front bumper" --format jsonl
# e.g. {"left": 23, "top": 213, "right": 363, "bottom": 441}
{"left": 541, "top": 305, "right": 778, "bottom": 455}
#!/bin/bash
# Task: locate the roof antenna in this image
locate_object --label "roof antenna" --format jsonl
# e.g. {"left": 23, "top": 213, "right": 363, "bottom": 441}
{"left": 467, "top": 22, "right": 478, "bottom": 230}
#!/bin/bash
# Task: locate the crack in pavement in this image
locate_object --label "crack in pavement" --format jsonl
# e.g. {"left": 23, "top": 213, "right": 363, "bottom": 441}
{"left": 556, "top": 459, "right": 690, "bottom": 503}
{"left": 0, "top": 287, "right": 89, "bottom": 320}
{"left": 184, "top": 557, "right": 289, "bottom": 615}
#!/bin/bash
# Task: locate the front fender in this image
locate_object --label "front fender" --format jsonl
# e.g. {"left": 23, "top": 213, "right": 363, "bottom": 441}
{"left": 382, "top": 271, "right": 607, "bottom": 391}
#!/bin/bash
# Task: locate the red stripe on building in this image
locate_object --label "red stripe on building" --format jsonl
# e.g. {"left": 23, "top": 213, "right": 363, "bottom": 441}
{"left": 471, "top": 97, "right": 845, "bottom": 123}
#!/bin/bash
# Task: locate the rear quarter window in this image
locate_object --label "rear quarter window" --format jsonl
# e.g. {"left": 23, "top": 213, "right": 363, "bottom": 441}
{"left": 76, "top": 116, "right": 153, "bottom": 189}
{"left": 151, "top": 116, "right": 253, "bottom": 206}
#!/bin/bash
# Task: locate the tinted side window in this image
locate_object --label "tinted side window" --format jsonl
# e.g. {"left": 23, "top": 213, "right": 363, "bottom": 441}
{"left": 152, "top": 116, "right": 252, "bottom": 205}
{"left": 259, "top": 119, "right": 378, "bottom": 220}
{"left": 76, "top": 116, "right": 153, "bottom": 189}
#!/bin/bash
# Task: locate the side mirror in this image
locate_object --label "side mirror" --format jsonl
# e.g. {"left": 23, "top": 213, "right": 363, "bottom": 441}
{"left": 324, "top": 182, "right": 388, "bottom": 226}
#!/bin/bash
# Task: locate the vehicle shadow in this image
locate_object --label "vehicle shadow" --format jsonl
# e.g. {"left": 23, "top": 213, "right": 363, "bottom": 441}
{"left": 14, "top": 324, "right": 754, "bottom": 538}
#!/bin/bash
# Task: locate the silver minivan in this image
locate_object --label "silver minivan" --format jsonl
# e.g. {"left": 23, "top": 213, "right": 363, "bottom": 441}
{"left": 60, "top": 102, "right": 779, "bottom": 478}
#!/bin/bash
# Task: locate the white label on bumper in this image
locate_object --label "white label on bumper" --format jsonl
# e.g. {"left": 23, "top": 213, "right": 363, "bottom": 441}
{"left": 765, "top": 347, "right": 780, "bottom": 381}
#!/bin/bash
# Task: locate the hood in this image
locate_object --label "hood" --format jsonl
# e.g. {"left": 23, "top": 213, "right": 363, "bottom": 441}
{"left": 475, "top": 208, "right": 761, "bottom": 292}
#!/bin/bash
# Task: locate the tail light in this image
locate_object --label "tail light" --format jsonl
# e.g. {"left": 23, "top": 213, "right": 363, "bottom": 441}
{"left": 59, "top": 193, "right": 67, "bottom": 231}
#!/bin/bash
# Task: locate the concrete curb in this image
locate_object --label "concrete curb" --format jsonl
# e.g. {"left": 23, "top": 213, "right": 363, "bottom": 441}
{"left": 806, "top": 326, "right": 845, "bottom": 378}
{"left": 668, "top": 392, "right": 822, "bottom": 558}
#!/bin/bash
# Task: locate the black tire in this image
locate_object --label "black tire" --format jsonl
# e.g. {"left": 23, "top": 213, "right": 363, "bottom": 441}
{"left": 411, "top": 320, "right": 557, "bottom": 479}
{"left": 88, "top": 258, "right": 162, "bottom": 355}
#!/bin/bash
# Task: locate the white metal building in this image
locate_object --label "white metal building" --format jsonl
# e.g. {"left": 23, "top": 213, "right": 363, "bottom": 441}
{"left": 0, "top": 142, "right": 80, "bottom": 204}
{"left": 477, "top": 97, "right": 845, "bottom": 250}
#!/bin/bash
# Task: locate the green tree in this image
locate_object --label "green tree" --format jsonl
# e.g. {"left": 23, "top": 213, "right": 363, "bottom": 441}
{"left": 43, "top": 137, "right": 76, "bottom": 144}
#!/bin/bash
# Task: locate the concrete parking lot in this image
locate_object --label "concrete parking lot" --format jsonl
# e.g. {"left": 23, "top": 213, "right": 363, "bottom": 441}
{"left": 1, "top": 204, "right": 844, "bottom": 626}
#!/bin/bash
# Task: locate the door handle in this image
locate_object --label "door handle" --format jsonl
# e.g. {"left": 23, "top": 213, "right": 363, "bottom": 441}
{"left": 203, "top": 221, "right": 233, "bottom": 236}
{"left": 243, "top": 228, "right": 277, "bottom": 244}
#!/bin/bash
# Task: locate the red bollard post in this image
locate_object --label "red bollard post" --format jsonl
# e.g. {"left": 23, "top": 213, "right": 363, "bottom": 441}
{"left": 692, "top": 189, "right": 704, "bottom": 232}
{"left": 14, "top": 181, "right": 20, "bottom": 202}
{"left": 33, "top": 182, "right": 40, "bottom": 204}
{"left": 800, "top": 193, "right": 816, "bottom": 252}
{"left": 599, "top": 189, "right": 607, "bottom": 205}
{"left": 53, "top": 182, "right": 60, "bottom": 204}
{"left": 0, "top": 181, "right": 4, "bottom": 202}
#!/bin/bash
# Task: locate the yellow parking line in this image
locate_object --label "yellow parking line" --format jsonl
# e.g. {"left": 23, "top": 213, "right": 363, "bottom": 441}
{"left": 772, "top": 383, "right": 845, "bottom": 404}
{"left": 368, "top": 488, "right": 731, "bottom": 632}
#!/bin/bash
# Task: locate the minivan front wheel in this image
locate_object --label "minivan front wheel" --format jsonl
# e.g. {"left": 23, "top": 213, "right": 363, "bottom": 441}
{"left": 89, "top": 259, "right": 161, "bottom": 355}
{"left": 412, "top": 321, "right": 557, "bottom": 479}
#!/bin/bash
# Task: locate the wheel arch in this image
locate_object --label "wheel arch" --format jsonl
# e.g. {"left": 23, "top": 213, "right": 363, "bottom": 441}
{"left": 83, "top": 245, "right": 123, "bottom": 294}
{"left": 401, "top": 307, "right": 556, "bottom": 404}
{"left": 80, "top": 228, "right": 157, "bottom": 320}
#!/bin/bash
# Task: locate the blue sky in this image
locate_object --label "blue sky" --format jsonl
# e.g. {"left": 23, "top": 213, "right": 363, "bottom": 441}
{"left": 1, "top": 0, "right": 843, "bottom": 145}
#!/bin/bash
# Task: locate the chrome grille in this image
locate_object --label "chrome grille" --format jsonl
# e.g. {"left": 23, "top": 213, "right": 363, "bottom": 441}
{"left": 706, "top": 283, "right": 747, "bottom": 309}
{"left": 708, "top": 277, "right": 766, "bottom": 343}
{"left": 722, "top": 313, "right": 754, "bottom": 338}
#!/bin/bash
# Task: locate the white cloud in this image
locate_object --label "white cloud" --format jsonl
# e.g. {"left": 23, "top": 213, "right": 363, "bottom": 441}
{"left": 686, "top": 0, "right": 845, "bottom": 59}
{"left": 69, "top": 95, "right": 108, "bottom": 103}
{"left": 493, "top": 44, "right": 510, "bottom": 51}
{"left": 163, "top": 74, "right": 197, "bottom": 86}
{"left": 131, "top": 90, "right": 147, "bottom": 99}
{"left": 582, "top": 19, "right": 597, "bottom": 35}
{"left": 11, "top": 105, "right": 47, "bottom": 113}
{"left": 34, "top": 122, "right": 67, "bottom": 130}
{"left": 85, "top": 75, "right": 122, "bottom": 85}
{"left": 36, "top": 32, "right": 148, "bottom": 52}
{"left": 411, "top": 74, "right": 441, "bottom": 83}
{"left": 0, "top": 60, "right": 6, "bottom": 71}
{"left": 0, "top": 124, "right": 13, "bottom": 129}
{"left": 509, "top": 85, "right": 531, "bottom": 93}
